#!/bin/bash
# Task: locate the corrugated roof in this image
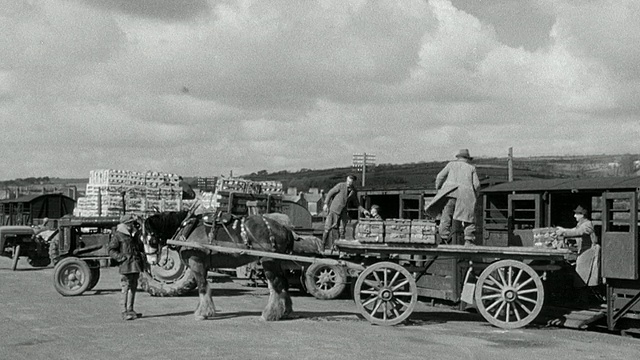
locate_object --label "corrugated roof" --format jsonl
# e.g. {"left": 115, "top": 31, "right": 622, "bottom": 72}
{"left": 482, "top": 176, "right": 640, "bottom": 193}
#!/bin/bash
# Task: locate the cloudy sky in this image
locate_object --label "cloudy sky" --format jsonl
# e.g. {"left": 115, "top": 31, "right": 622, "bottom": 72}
{"left": 1, "top": 0, "right": 639, "bottom": 179}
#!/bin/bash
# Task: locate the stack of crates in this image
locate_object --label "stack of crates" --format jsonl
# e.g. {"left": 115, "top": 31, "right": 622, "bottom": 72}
{"left": 74, "top": 169, "right": 183, "bottom": 217}
{"left": 352, "top": 219, "right": 437, "bottom": 245}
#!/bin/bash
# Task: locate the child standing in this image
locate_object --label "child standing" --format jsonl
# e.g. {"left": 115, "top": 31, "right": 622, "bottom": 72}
{"left": 108, "top": 214, "right": 145, "bottom": 320}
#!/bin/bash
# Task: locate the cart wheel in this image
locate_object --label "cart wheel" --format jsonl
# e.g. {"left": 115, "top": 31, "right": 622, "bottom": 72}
{"left": 53, "top": 257, "right": 92, "bottom": 296}
{"left": 87, "top": 267, "right": 101, "bottom": 291}
{"left": 475, "top": 259, "right": 544, "bottom": 329}
{"left": 304, "top": 263, "right": 347, "bottom": 300}
{"left": 353, "top": 261, "right": 417, "bottom": 326}
{"left": 11, "top": 245, "right": 21, "bottom": 271}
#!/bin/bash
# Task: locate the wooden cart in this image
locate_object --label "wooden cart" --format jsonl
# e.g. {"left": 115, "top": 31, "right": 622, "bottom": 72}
{"left": 336, "top": 241, "right": 577, "bottom": 328}
{"left": 167, "top": 238, "right": 576, "bottom": 329}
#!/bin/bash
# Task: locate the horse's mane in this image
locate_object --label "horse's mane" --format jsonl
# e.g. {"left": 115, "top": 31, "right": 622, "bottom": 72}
{"left": 145, "top": 211, "right": 189, "bottom": 240}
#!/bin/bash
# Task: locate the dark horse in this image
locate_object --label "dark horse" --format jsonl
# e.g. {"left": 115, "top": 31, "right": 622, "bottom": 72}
{"left": 142, "top": 210, "right": 297, "bottom": 321}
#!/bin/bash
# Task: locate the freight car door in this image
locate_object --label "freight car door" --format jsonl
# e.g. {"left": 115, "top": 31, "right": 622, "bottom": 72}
{"left": 602, "top": 191, "right": 638, "bottom": 280}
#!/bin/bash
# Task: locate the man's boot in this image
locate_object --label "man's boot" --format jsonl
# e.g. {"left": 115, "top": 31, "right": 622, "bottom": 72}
{"left": 122, "top": 290, "right": 134, "bottom": 320}
{"left": 126, "top": 290, "right": 142, "bottom": 319}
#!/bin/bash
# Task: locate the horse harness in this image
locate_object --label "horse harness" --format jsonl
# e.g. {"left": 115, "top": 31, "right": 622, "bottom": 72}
{"left": 208, "top": 212, "right": 277, "bottom": 252}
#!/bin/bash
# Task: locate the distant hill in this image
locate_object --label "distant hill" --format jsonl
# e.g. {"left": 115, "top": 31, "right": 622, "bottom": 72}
{"left": 241, "top": 154, "right": 640, "bottom": 193}
{"left": 1, "top": 154, "right": 638, "bottom": 195}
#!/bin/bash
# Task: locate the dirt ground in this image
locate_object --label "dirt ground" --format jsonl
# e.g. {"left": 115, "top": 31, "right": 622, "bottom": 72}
{"left": 1, "top": 257, "right": 639, "bottom": 360}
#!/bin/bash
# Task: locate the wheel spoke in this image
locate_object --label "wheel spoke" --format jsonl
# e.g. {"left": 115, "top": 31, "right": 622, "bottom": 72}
{"left": 393, "top": 291, "right": 414, "bottom": 297}
{"left": 370, "top": 299, "right": 383, "bottom": 316}
{"left": 512, "top": 268, "right": 523, "bottom": 286}
{"left": 493, "top": 301, "right": 507, "bottom": 320}
{"left": 482, "top": 284, "right": 502, "bottom": 293}
{"left": 372, "top": 271, "right": 382, "bottom": 285}
{"left": 518, "top": 288, "right": 539, "bottom": 295}
{"left": 505, "top": 303, "right": 511, "bottom": 323}
{"left": 487, "top": 274, "right": 504, "bottom": 289}
{"left": 382, "top": 302, "right": 388, "bottom": 321}
{"left": 516, "top": 277, "right": 534, "bottom": 291}
{"left": 363, "top": 279, "right": 380, "bottom": 290}
{"left": 395, "top": 298, "right": 410, "bottom": 308}
{"left": 360, "top": 290, "right": 378, "bottom": 295}
{"left": 383, "top": 269, "right": 388, "bottom": 287}
{"left": 507, "top": 267, "right": 513, "bottom": 287}
{"left": 498, "top": 268, "right": 508, "bottom": 288}
{"left": 518, "top": 295, "right": 537, "bottom": 305}
{"left": 515, "top": 300, "right": 532, "bottom": 314}
{"left": 485, "top": 298, "right": 503, "bottom": 312}
{"left": 389, "top": 271, "right": 401, "bottom": 288}
{"left": 512, "top": 302, "right": 523, "bottom": 321}
{"left": 392, "top": 279, "right": 410, "bottom": 291}
{"left": 362, "top": 296, "right": 378, "bottom": 308}
{"left": 481, "top": 293, "right": 503, "bottom": 301}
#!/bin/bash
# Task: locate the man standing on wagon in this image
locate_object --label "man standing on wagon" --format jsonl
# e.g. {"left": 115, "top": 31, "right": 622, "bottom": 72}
{"left": 425, "top": 149, "right": 480, "bottom": 246}
{"left": 322, "top": 175, "right": 370, "bottom": 251}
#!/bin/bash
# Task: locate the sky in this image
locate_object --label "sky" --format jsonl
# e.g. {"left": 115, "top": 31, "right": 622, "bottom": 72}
{"left": 1, "top": 0, "right": 639, "bottom": 180}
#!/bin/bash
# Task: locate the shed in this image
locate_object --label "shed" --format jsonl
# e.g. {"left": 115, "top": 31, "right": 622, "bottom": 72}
{"left": 0, "top": 194, "right": 76, "bottom": 226}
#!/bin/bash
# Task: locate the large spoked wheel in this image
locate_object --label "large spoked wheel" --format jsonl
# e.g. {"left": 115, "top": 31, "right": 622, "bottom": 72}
{"left": 304, "top": 263, "right": 347, "bottom": 300}
{"left": 475, "top": 259, "right": 544, "bottom": 329}
{"left": 53, "top": 257, "right": 92, "bottom": 296}
{"left": 353, "top": 261, "right": 418, "bottom": 326}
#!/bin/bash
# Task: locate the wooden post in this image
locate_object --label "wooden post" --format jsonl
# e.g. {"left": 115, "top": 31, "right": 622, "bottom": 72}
{"left": 508, "top": 147, "right": 514, "bottom": 182}
{"left": 362, "top": 152, "right": 367, "bottom": 187}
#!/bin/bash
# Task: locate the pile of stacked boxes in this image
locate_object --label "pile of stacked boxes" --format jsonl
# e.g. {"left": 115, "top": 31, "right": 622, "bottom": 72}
{"left": 74, "top": 169, "right": 182, "bottom": 217}
{"left": 355, "top": 219, "right": 438, "bottom": 244}
{"left": 197, "top": 178, "right": 284, "bottom": 214}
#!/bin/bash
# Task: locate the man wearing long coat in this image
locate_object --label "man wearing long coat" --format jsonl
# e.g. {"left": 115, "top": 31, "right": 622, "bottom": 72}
{"left": 425, "top": 149, "right": 480, "bottom": 245}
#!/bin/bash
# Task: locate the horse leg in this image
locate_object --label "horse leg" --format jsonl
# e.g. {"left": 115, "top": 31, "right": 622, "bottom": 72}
{"left": 261, "top": 259, "right": 292, "bottom": 321}
{"left": 187, "top": 251, "right": 215, "bottom": 320}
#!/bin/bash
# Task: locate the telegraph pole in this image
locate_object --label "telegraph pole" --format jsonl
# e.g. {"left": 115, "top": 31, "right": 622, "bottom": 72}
{"left": 352, "top": 153, "right": 376, "bottom": 187}
{"left": 508, "top": 147, "right": 514, "bottom": 182}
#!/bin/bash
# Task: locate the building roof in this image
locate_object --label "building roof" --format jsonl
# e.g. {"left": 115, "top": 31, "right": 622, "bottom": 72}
{"left": 481, "top": 176, "right": 640, "bottom": 193}
{"left": 0, "top": 193, "right": 75, "bottom": 204}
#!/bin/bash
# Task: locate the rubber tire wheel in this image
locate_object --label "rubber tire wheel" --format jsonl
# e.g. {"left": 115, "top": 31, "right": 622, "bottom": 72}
{"left": 139, "top": 267, "right": 197, "bottom": 297}
{"left": 53, "top": 257, "right": 92, "bottom": 296}
{"left": 87, "top": 267, "right": 101, "bottom": 291}
{"left": 11, "top": 245, "right": 21, "bottom": 271}
{"left": 304, "top": 263, "right": 347, "bottom": 300}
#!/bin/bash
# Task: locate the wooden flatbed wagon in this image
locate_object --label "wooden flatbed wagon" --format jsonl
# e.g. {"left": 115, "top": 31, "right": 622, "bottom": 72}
{"left": 166, "top": 238, "right": 576, "bottom": 329}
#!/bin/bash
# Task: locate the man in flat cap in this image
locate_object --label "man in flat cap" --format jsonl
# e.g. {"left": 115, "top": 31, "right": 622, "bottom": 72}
{"left": 322, "top": 174, "right": 370, "bottom": 251}
{"left": 108, "top": 213, "right": 145, "bottom": 320}
{"left": 425, "top": 149, "right": 480, "bottom": 246}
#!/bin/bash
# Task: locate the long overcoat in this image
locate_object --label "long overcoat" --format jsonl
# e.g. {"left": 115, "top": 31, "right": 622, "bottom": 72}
{"left": 324, "top": 182, "right": 365, "bottom": 215}
{"left": 425, "top": 160, "right": 479, "bottom": 223}
{"left": 108, "top": 224, "right": 145, "bottom": 275}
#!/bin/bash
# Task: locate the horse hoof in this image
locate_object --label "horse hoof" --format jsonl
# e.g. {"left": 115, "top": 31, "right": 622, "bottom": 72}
{"left": 195, "top": 315, "right": 206, "bottom": 321}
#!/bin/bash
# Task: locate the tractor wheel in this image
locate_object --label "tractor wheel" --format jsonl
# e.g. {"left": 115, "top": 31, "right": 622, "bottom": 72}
{"left": 139, "top": 247, "right": 196, "bottom": 297}
{"left": 304, "top": 263, "right": 347, "bottom": 300}
{"left": 53, "top": 257, "right": 92, "bottom": 296}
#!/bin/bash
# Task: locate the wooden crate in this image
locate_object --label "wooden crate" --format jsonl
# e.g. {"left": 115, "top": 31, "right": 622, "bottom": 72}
{"left": 410, "top": 219, "right": 437, "bottom": 244}
{"left": 384, "top": 219, "right": 411, "bottom": 243}
{"left": 354, "top": 219, "right": 384, "bottom": 243}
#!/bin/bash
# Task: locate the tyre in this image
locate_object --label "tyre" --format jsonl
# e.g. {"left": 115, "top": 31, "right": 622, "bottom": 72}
{"left": 304, "top": 263, "right": 347, "bottom": 300}
{"left": 139, "top": 247, "right": 197, "bottom": 297}
{"left": 53, "top": 257, "right": 92, "bottom": 296}
{"left": 87, "top": 266, "right": 101, "bottom": 291}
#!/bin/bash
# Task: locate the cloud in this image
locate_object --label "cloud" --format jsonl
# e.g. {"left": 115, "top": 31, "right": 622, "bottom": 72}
{"left": 1, "top": 0, "right": 639, "bottom": 180}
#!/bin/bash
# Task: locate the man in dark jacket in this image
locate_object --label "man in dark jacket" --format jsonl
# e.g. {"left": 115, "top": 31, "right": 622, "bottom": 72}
{"left": 322, "top": 175, "right": 369, "bottom": 250}
{"left": 108, "top": 213, "right": 145, "bottom": 320}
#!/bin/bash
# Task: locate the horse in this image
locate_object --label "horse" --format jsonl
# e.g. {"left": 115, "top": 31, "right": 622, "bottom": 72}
{"left": 141, "top": 210, "right": 297, "bottom": 321}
